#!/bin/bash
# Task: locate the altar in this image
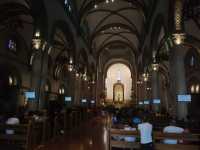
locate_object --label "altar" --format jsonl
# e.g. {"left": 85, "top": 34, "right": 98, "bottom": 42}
{"left": 113, "top": 80, "right": 124, "bottom": 103}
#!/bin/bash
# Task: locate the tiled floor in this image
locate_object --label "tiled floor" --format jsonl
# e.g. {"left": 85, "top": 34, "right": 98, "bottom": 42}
{"left": 37, "top": 116, "right": 109, "bottom": 150}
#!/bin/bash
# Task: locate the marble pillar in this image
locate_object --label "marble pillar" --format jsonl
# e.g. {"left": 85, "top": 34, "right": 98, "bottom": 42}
{"left": 171, "top": 45, "right": 188, "bottom": 120}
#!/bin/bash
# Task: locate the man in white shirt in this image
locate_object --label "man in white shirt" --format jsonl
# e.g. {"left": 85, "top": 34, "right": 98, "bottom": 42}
{"left": 6, "top": 116, "right": 20, "bottom": 134}
{"left": 138, "top": 117, "right": 154, "bottom": 150}
{"left": 163, "top": 122, "right": 184, "bottom": 144}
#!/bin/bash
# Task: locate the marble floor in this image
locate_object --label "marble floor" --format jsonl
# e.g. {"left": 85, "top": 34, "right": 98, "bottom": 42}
{"left": 37, "top": 116, "right": 109, "bottom": 150}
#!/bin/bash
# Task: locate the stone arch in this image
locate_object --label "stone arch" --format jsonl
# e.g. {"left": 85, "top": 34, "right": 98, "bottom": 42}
{"left": 150, "top": 14, "right": 167, "bottom": 51}
{"left": 49, "top": 21, "right": 76, "bottom": 80}
{"left": 184, "top": 48, "right": 200, "bottom": 68}
{"left": 104, "top": 63, "right": 133, "bottom": 104}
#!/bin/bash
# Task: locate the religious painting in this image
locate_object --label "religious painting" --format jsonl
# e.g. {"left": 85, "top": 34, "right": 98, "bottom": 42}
{"left": 113, "top": 81, "right": 124, "bottom": 103}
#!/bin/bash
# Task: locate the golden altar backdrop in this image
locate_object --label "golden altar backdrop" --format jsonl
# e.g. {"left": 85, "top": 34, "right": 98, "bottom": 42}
{"left": 113, "top": 80, "right": 124, "bottom": 103}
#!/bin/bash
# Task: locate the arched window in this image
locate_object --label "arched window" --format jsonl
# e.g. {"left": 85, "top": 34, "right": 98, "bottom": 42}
{"left": 45, "top": 84, "right": 49, "bottom": 92}
{"left": 196, "top": 84, "right": 199, "bottom": 93}
{"left": 58, "top": 86, "right": 65, "bottom": 95}
{"left": 7, "top": 39, "right": 17, "bottom": 52}
{"left": 8, "top": 75, "right": 18, "bottom": 86}
{"left": 190, "top": 56, "right": 195, "bottom": 66}
{"left": 185, "top": 48, "right": 200, "bottom": 69}
{"left": 190, "top": 84, "right": 200, "bottom": 94}
{"left": 64, "top": 0, "right": 71, "bottom": 12}
{"left": 190, "top": 85, "right": 195, "bottom": 93}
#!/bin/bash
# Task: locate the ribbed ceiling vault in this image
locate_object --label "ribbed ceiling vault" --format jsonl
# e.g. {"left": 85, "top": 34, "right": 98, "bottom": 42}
{"left": 76, "top": 0, "right": 147, "bottom": 60}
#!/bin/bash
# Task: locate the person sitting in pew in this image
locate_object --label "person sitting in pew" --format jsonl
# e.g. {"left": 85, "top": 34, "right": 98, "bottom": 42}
{"left": 123, "top": 125, "right": 136, "bottom": 142}
{"left": 138, "top": 117, "right": 154, "bottom": 150}
{"left": 163, "top": 120, "right": 184, "bottom": 144}
{"left": 132, "top": 116, "right": 141, "bottom": 125}
{"left": 111, "top": 124, "right": 136, "bottom": 142}
{"left": 5, "top": 112, "right": 20, "bottom": 134}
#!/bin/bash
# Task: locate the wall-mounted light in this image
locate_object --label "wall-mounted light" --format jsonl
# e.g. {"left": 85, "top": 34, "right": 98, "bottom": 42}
{"left": 152, "top": 59, "right": 159, "bottom": 71}
{"left": 196, "top": 84, "right": 199, "bottom": 93}
{"left": 59, "top": 87, "right": 65, "bottom": 95}
{"left": 32, "top": 31, "right": 42, "bottom": 50}
{"left": 76, "top": 72, "right": 80, "bottom": 78}
{"left": 68, "top": 57, "right": 73, "bottom": 72}
{"left": 152, "top": 63, "right": 159, "bottom": 71}
{"left": 151, "top": 51, "right": 159, "bottom": 71}
{"left": 146, "top": 87, "right": 151, "bottom": 91}
{"left": 48, "top": 46, "right": 52, "bottom": 55}
{"left": 35, "top": 31, "right": 40, "bottom": 37}
{"left": 91, "top": 80, "right": 95, "bottom": 84}
{"left": 190, "top": 85, "right": 194, "bottom": 93}
{"left": 91, "top": 74, "right": 95, "bottom": 84}
{"left": 142, "top": 73, "right": 149, "bottom": 82}
{"left": 137, "top": 80, "right": 143, "bottom": 84}
{"left": 83, "top": 68, "right": 88, "bottom": 81}
{"left": 94, "top": 4, "right": 98, "bottom": 8}
{"left": 84, "top": 75, "right": 87, "bottom": 81}
{"left": 172, "top": 33, "right": 186, "bottom": 45}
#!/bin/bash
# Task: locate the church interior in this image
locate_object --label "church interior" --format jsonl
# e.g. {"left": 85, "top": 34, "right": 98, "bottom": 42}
{"left": 0, "top": 0, "right": 200, "bottom": 150}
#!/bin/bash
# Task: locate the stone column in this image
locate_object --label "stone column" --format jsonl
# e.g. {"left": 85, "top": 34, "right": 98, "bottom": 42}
{"left": 151, "top": 71, "right": 160, "bottom": 112}
{"left": 30, "top": 51, "right": 42, "bottom": 111}
{"left": 170, "top": 45, "right": 188, "bottom": 120}
{"left": 74, "top": 75, "right": 81, "bottom": 105}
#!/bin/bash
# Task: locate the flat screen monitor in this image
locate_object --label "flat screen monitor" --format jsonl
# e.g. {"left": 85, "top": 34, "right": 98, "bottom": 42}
{"left": 153, "top": 99, "right": 160, "bottom": 104}
{"left": 144, "top": 100, "right": 150, "bottom": 105}
{"left": 91, "top": 100, "right": 95, "bottom": 104}
{"left": 65, "top": 97, "right": 72, "bottom": 102}
{"left": 81, "top": 99, "right": 87, "bottom": 103}
{"left": 24, "top": 91, "right": 35, "bottom": 99}
{"left": 177, "top": 94, "right": 191, "bottom": 102}
{"left": 139, "top": 101, "right": 143, "bottom": 105}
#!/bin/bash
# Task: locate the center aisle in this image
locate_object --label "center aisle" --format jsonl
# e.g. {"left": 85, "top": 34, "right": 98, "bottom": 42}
{"left": 37, "top": 116, "right": 109, "bottom": 150}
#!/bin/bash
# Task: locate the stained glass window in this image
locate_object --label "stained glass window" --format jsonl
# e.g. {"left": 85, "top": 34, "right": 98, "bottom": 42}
{"left": 7, "top": 39, "right": 17, "bottom": 52}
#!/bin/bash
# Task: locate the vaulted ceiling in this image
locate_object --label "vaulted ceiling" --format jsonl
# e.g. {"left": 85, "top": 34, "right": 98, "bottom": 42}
{"left": 76, "top": 0, "right": 152, "bottom": 67}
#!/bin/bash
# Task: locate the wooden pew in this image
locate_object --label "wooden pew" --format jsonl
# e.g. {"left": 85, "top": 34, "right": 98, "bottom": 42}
{"left": 0, "top": 120, "right": 33, "bottom": 150}
{"left": 109, "top": 128, "right": 140, "bottom": 150}
{"left": 154, "top": 131, "right": 200, "bottom": 150}
{"left": 155, "top": 143, "right": 199, "bottom": 150}
{"left": 109, "top": 128, "right": 200, "bottom": 150}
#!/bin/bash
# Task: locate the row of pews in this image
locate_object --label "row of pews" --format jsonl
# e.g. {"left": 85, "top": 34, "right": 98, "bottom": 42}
{"left": 108, "top": 114, "right": 200, "bottom": 150}
{"left": 109, "top": 128, "right": 200, "bottom": 150}
{"left": 0, "top": 107, "right": 98, "bottom": 150}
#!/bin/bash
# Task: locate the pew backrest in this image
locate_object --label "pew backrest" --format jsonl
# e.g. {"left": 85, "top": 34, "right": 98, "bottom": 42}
{"left": 154, "top": 131, "right": 200, "bottom": 142}
{"left": 109, "top": 128, "right": 140, "bottom": 150}
{"left": 0, "top": 120, "right": 32, "bottom": 150}
{"left": 109, "top": 128, "right": 200, "bottom": 150}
